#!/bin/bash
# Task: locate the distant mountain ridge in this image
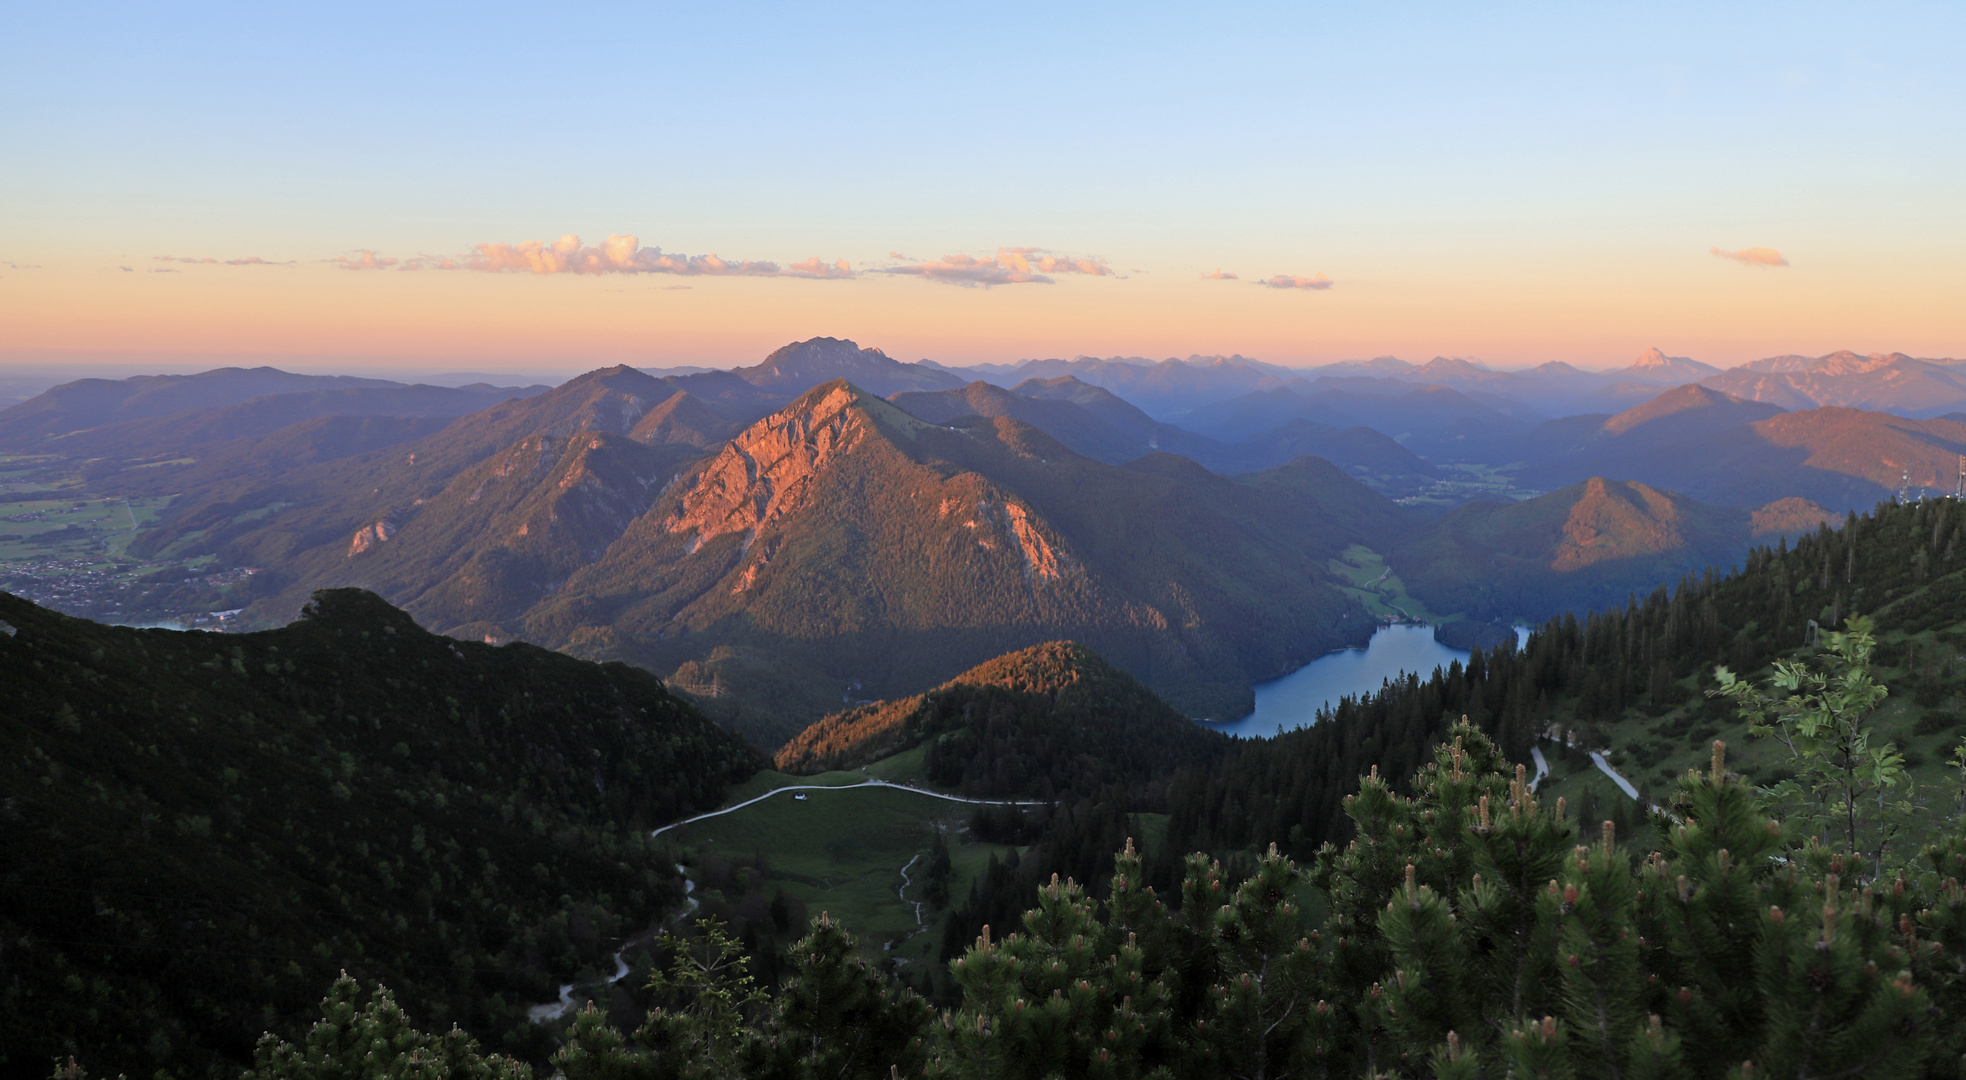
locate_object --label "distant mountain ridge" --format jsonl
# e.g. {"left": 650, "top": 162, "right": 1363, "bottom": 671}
{"left": 734, "top": 336, "right": 962, "bottom": 396}
{"left": 1699, "top": 352, "right": 1966, "bottom": 416}
{"left": 0, "top": 366, "right": 548, "bottom": 445}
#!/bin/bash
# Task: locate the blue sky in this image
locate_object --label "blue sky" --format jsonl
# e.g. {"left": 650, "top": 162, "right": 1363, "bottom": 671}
{"left": 4, "top": 2, "right": 1962, "bottom": 370}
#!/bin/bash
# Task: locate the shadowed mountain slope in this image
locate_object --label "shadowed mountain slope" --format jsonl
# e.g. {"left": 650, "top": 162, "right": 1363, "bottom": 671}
{"left": 961, "top": 356, "right": 1289, "bottom": 417}
{"left": 888, "top": 381, "right": 1149, "bottom": 465}
{"left": 123, "top": 366, "right": 758, "bottom": 576}
{"left": 1502, "top": 385, "right": 1787, "bottom": 483}
{"left": 1518, "top": 407, "right": 1966, "bottom": 511}
{"left": 34, "top": 382, "right": 545, "bottom": 461}
{"left": 1599, "top": 382, "right": 1786, "bottom": 438}
{"left": 1181, "top": 384, "right": 1528, "bottom": 462}
{"left": 627, "top": 389, "right": 743, "bottom": 447}
{"left": 520, "top": 380, "right": 1400, "bottom": 742}
{"left": 772, "top": 641, "right": 1230, "bottom": 799}
{"left": 893, "top": 378, "right": 1438, "bottom": 492}
{"left": 1232, "top": 420, "right": 1440, "bottom": 493}
{"left": 1390, "top": 477, "right": 1834, "bottom": 622}
{"left": 0, "top": 366, "right": 414, "bottom": 443}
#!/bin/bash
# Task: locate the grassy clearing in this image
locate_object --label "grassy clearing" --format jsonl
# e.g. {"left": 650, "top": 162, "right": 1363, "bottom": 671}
{"left": 713, "top": 746, "right": 932, "bottom": 806}
{"left": 1328, "top": 544, "right": 1444, "bottom": 623}
{"left": 658, "top": 780, "right": 1018, "bottom": 970}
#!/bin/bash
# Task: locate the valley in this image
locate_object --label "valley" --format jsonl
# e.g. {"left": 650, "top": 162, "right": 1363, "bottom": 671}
{"left": 12, "top": 344, "right": 1966, "bottom": 1077}
{"left": 23, "top": 9, "right": 1966, "bottom": 1072}
{"left": 6, "top": 341, "right": 1935, "bottom": 748}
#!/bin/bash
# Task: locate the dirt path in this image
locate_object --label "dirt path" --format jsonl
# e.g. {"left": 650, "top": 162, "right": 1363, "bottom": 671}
{"left": 649, "top": 779, "right": 1050, "bottom": 839}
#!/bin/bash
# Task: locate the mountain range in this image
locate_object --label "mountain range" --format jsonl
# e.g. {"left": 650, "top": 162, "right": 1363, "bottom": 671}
{"left": 924, "top": 346, "right": 1965, "bottom": 422}
{"left": 3, "top": 336, "right": 1957, "bottom": 744}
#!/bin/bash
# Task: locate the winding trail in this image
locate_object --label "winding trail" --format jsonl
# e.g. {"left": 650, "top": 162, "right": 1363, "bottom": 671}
{"left": 650, "top": 779, "right": 1050, "bottom": 839}
{"left": 894, "top": 853, "right": 927, "bottom": 945}
{"left": 1536, "top": 737, "right": 1666, "bottom": 815}
{"left": 1589, "top": 750, "right": 1642, "bottom": 801}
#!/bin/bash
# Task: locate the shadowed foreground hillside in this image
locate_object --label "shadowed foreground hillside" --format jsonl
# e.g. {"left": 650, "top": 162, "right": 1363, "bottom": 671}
{"left": 0, "top": 588, "right": 759, "bottom": 1078}
{"left": 774, "top": 641, "right": 1231, "bottom": 800}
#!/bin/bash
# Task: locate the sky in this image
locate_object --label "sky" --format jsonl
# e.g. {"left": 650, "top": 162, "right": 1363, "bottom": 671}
{"left": 2, "top": 2, "right": 1962, "bottom": 375}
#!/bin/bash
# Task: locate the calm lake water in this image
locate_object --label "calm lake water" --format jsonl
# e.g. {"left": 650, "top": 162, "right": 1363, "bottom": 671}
{"left": 1204, "top": 624, "right": 1527, "bottom": 739}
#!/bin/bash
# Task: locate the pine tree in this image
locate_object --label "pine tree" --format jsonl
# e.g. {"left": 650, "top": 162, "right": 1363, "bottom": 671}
{"left": 244, "top": 973, "right": 530, "bottom": 1080}
{"left": 757, "top": 913, "right": 933, "bottom": 1080}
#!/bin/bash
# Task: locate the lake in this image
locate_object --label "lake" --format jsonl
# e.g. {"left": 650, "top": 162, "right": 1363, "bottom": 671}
{"left": 1204, "top": 624, "right": 1526, "bottom": 739}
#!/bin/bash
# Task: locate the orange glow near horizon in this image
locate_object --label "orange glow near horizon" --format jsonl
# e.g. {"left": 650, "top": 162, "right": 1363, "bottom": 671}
{"left": 3, "top": 242, "right": 1959, "bottom": 374}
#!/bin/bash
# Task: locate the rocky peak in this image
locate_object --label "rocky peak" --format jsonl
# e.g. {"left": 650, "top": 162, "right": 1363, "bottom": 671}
{"left": 665, "top": 381, "right": 892, "bottom": 546}
{"left": 736, "top": 337, "right": 962, "bottom": 396}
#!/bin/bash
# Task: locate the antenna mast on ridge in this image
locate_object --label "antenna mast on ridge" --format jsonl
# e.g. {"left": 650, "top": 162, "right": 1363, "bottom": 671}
{"left": 1957, "top": 455, "right": 1964, "bottom": 500}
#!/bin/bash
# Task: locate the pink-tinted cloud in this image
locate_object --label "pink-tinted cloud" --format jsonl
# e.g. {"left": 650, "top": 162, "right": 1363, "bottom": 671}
{"left": 327, "top": 250, "right": 399, "bottom": 270}
{"left": 1257, "top": 273, "right": 1334, "bottom": 290}
{"left": 1202, "top": 268, "right": 1239, "bottom": 280}
{"left": 785, "top": 256, "right": 855, "bottom": 279}
{"left": 879, "top": 247, "right": 1114, "bottom": 287}
{"left": 1710, "top": 246, "right": 1789, "bottom": 268}
{"left": 152, "top": 254, "right": 288, "bottom": 266}
{"left": 464, "top": 234, "right": 852, "bottom": 278}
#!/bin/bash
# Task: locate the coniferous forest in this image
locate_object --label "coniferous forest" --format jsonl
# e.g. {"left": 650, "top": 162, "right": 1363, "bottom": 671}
{"left": 15, "top": 495, "right": 1966, "bottom": 1078}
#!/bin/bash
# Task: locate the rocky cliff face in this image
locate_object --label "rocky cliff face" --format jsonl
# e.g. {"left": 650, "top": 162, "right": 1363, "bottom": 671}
{"left": 667, "top": 383, "right": 872, "bottom": 548}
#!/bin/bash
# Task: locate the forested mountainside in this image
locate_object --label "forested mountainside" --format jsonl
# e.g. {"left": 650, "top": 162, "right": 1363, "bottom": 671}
{"left": 1167, "top": 495, "right": 1966, "bottom": 862}
{"left": 254, "top": 722, "right": 1966, "bottom": 1080}
{"left": 0, "top": 588, "right": 760, "bottom": 1078}
{"left": 1387, "top": 476, "right": 1836, "bottom": 623}
{"left": 773, "top": 641, "right": 1230, "bottom": 800}
{"left": 931, "top": 496, "right": 1966, "bottom": 959}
